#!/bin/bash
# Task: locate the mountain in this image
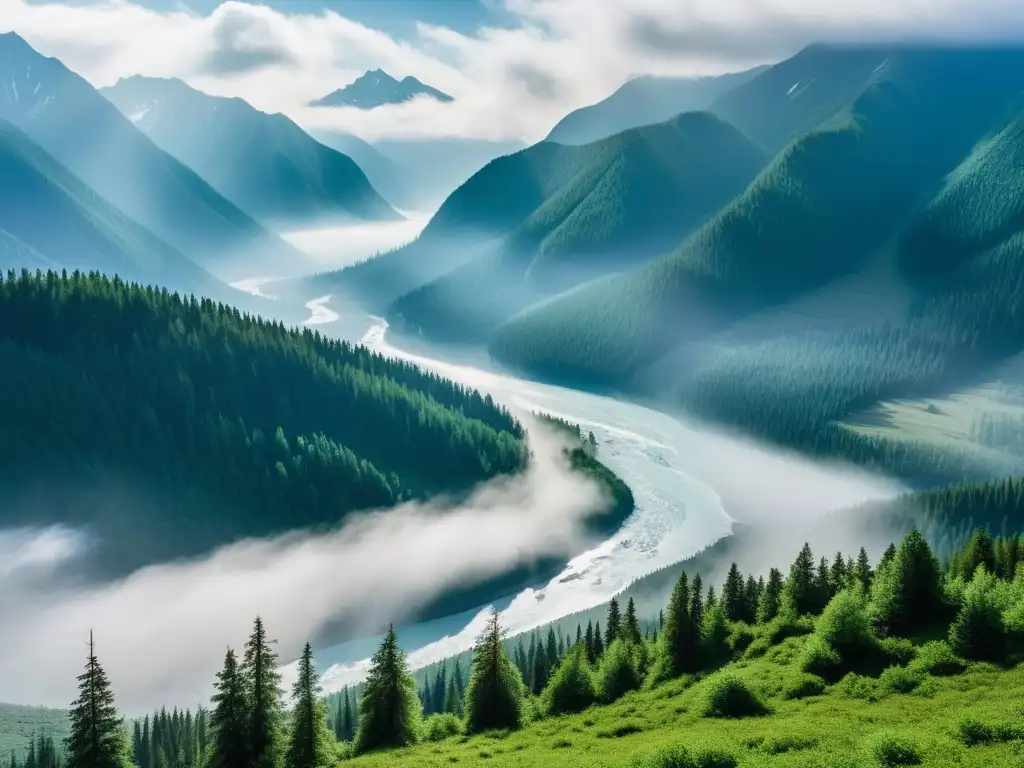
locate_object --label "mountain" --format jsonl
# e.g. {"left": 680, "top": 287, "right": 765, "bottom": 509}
{"left": 0, "top": 269, "right": 525, "bottom": 578}
{"left": 0, "top": 32, "right": 306, "bottom": 280}
{"left": 101, "top": 76, "right": 399, "bottom": 226}
{"left": 312, "top": 130, "right": 413, "bottom": 210}
{"left": 311, "top": 69, "right": 453, "bottom": 109}
{"left": 546, "top": 66, "right": 768, "bottom": 146}
{"left": 489, "top": 45, "right": 1024, "bottom": 485}
{"left": 386, "top": 112, "right": 768, "bottom": 344}
{"left": 0, "top": 119, "right": 220, "bottom": 294}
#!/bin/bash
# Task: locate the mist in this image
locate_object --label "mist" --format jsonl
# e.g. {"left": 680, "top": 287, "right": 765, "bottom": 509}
{"left": 0, "top": 419, "right": 609, "bottom": 713}
{"left": 279, "top": 212, "right": 430, "bottom": 272}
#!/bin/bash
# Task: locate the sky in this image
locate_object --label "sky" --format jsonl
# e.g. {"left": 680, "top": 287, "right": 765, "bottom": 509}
{"left": 4, "top": 0, "right": 1024, "bottom": 143}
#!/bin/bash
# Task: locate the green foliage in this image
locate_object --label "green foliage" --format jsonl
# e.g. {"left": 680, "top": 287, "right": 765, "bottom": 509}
{"left": 354, "top": 627, "right": 421, "bottom": 753}
{"left": 463, "top": 611, "right": 524, "bottom": 734}
{"left": 631, "top": 742, "right": 738, "bottom": 768}
{"left": 241, "top": 618, "right": 284, "bottom": 768}
{"left": 869, "top": 531, "right": 945, "bottom": 636}
{"left": 814, "top": 588, "right": 879, "bottom": 666}
{"left": 908, "top": 641, "right": 965, "bottom": 676}
{"left": 799, "top": 637, "right": 843, "bottom": 681}
{"left": 867, "top": 732, "right": 923, "bottom": 767}
{"left": 65, "top": 633, "right": 133, "bottom": 768}
{"left": 878, "top": 666, "right": 924, "bottom": 694}
{"left": 781, "top": 674, "right": 826, "bottom": 700}
{"left": 420, "top": 715, "right": 463, "bottom": 743}
{"left": 596, "top": 640, "right": 642, "bottom": 704}
{"left": 0, "top": 269, "right": 523, "bottom": 575}
{"left": 699, "top": 675, "right": 771, "bottom": 719}
{"left": 0, "top": 706, "right": 69, "bottom": 760}
{"left": 544, "top": 645, "right": 597, "bottom": 715}
{"left": 949, "top": 569, "right": 1007, "bottom": 662}
{"left": 208, "top": 649, "right": 247, "bottom": 768}
{"left": 285, "top": 644, "right": 335, "bottom": 768}
{"left": 954, "top": 713, "right": 1024, "bottom": 746}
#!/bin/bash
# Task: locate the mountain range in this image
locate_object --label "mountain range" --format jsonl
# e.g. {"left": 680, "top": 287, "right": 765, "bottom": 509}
{"left": 101, "top": 76, "right": 400, "bottom": 226}
{"left": 312, "top": 69, "right": 453, "bottom": 109}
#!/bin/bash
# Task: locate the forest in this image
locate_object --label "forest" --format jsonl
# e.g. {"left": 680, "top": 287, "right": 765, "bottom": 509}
{"left": 13, "top": 489, "right": 1024, "bottom": 768}
{"left": 0, "top": 268, "right": 526, "bottom": 574}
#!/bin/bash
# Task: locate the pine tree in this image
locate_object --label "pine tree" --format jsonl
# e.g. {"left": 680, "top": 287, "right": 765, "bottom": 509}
{"left": 208, "top": 648, "right": 248, "bottom": 768}
{"left": 340, "top": 690, "right": 354, "bottom": 742}
{"left": 354, "top": 627, "right": 420, "bottom": 753}
{"left": 869, "top": 530, "right": 945, "bottom": 636}
{"left": 830, "top": 552, "right": 848, "bottom": 593}
{"left": 65, "top": 632, "right": 131, "bottom": 768}
{"left": 658, "top": 609, "right": 664, "bottom": 630}
{"left": 878, "top": 542, "right": 897, "bottom": 572}
{"left": 959, "top": 529, "right": 997, "bottom": 579}
{"left": 132, "top": 723, "right": 143, "bottom": 768}
{"left": 286, "top": 643, "right": 335, "bottom": 768}
{"left": 855, "top": 548, "right": 873, "bottom": 591}
{"left": 556, "top": 634, "right": 565, "bottom": 660}
{"left": 605, "top": 599, "right": 621, "bottom": 647}
{"left": 545, "top": 628, "right": 558, "bottom": 671}
{"left": 783, "top": 543, "right": 816, "bottom": 616}
{"left": 443, "top": 674, "right": 462, "bottom": 716}
{"left": 657, "top": 569, "right": 696, "bottom": 678}
{"left": 723, "top": 563, "right": 745, "bottom": 621}
{"left": 140, "top": 715, "right": 150, "bottom": 768}
{"left": 705, "top": 585, "right": 716, "bottom": 611}
{"left": 701, "top": 600, "right": 730, "bottom": 667}
{"left": 743, "top": 576, "right": 760, "bottom": 624}
{"left": 530, "top": 637, "right": 547, "bottom": 696}
{"left": 584, "top": 623, "right": 595, "bottom": 664}
{"left": 814, "top": 556, "right": 833, "bottom": 612}
{"left": 464, "top": 610, "right": 524, "bottom": 734}
{"left": 241, "top": 617, "right": 284, "bottom": 768}
{"left": 431, "top": 667, "right": 446, "bottom": 718}
{"left": 593, "top": 622, "right": 604, "bottom": 660}
{"left": 575, "top": 625, "right": 583, "bottom": 646}
{"left": 623, "top": 598, "right": 641, "bottom": 644}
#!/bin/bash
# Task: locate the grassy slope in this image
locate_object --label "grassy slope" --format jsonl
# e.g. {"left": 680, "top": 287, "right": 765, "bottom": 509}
{"left": 0, "top": 705, "right": 68, "bottom": 758}
{"left": 386, "top": 112, "right": 767, "bottom": 343}
{"left": 101, "top": 77, "right": 398, "bottom": 225}
{"left": 545, "top": 67, "right": 768, "bottom": 146}
{"left": 0, "top": 33, "right": 302, "bottom": 278}
{"left": 350, "top": 639, "right": 1024, "bottom": 767}
{"left": 0, "top": 120, "right": 221, "bottom": 295}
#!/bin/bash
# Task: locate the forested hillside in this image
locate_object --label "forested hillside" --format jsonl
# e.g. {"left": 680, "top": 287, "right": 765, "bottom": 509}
{"left": 0, "top": 120, "right": 220, "bottom": 296}
{"left": 0, "top": 33, "right": 304, "bottom": 279}
{"left": 0, "top": 269, "right": 525, "bottom": 574}
{"left": 101, "top": 77, "right": 399, "bottom": 226}
{"left": 340, "top": 113, "right": 766, "bottom": 343}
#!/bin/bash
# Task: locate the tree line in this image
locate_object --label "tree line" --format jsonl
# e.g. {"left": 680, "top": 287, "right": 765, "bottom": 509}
{"left": 32, "top": 519, "right": 1024, "bottom": 767}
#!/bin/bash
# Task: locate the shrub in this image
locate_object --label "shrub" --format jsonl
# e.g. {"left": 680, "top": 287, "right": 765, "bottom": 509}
{"left": 700, "top": 674, "right": 771, "bottom": 718}
{"left": 782, "top": 673, "right": 826, "bottom": 699}
{"left": 836, "top": 672, "right": 881, "bottom": 702}
{"left": 954, "top": 713, "right": 1024, "bottom": 746}
{"left": 597, "top": 639, "right": 642, "bottom": 703}
{"left": 867, "top": 732, "right": 923, "bottom": 766}
{"left": 728, "top": 623, "right": 757, "bottom": 655}
{"left": 632, "top": 743, "right": 738, "bottom": 768}
{"left": 800, "top": 637, "right": 843, "bottom": 680}
{"left": 877, "top": 637, "right": 916, "bottom": 667}
{"left": 421, "top": 713, "right": 463, "bottom": 742}
{"left": 763, "top": 614, "right": 815, "bottom": 645}
{"left": 909, "top": 641, "right": 965, "bottom": 676}
{"left": 879, "top": 665, "right": 923, "bottom": 694}
{"left": 815, "top": 588, "right": 879, "bottom": 668}
{"left": 545, "top": 645, "right": 597, "bottom": 715}
{"left": 596, "top": 722, "right": 644, "bottom": 738}
{"left": 759, "top": 733, "right": 818, "bottom": 754}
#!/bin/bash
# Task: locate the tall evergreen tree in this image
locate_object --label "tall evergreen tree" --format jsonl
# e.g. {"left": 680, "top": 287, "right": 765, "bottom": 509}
{"left": 241, "top": 617, "right": 284, "bottom": 768}
{"left": 575, "top": 625, "right": 583, "bottom": 646}
{"left": 870, "top": 530, "right": 944, "bottom": 635}
{"left": 605, "top": 599, "right": 621, "bottom": 647}
{"left": 354, "top": 627, "right": 421, "bottom": 754}
{"left": 431, "top": 667, "right": 447, "bottom": 718}
{"left": 855, "top": 548, "right": 873, "bottom": 591}
{"left": 339, "top": 689, "right": 354, "bottom": 742}
{"left": 757, "top": 568, "right": 784, "bottom": 623}
{"left": 593, "top": 622, "right": 604, "bottom": 660}
{"left": 530, "top": 638, "right": 547, "bottom": 696}
{"left": 286, "top": 643, "right": 335, "bottom": 768}
{"left": 463, "top": 610, "right": 524, "bottom": 734}
{"left": 830, "top": 552, "right": 848, "bottom": 593}
{"left": 783, "top": 543, "right": 817, "bottom": 616}
{"left": 208, "top": 648, "right": 248, "bottom": 768}
{"left": 658, "top": 570, "right": 696, "bottom": 678}
{"left": 65, "top": 632, "right": 131, "bottom": 768}
{"left": 623, "top": 598, "right": 641, "bottom": 644}
{"left": 584, "top": 622, "right": 595, "bottom": 664}
{"left": 545, "top": 628, "right": 558, "bottom": 671}
{"left": 140, "top": 716, "right": 150, "bottom": 768}
{"left": 723, "top": 563, "right": 745, "bottom": 621}
{"left": 743, "top": 575, "right": 761, "bottom": 624}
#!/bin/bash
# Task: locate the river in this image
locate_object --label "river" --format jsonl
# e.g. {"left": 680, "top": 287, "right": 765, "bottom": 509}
{"left": 275, "top": 301, "right": 904, "bottom": 690}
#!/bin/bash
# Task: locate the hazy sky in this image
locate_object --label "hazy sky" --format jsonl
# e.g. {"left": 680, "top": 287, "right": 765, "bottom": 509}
{"left": 6, "top": 0, "right": 1024, "bottom": 143}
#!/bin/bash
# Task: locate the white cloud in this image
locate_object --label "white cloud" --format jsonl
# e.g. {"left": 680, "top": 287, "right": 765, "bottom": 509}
{"left": 2, "top": 0, "right": 1024, "bottom": 142}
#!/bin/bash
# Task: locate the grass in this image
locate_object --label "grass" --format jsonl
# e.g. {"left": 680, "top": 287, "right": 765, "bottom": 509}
{"left": 345, "top": 633, "right": 1024, "bottom": 767}
{"left": 0, "top": 704, "right": 69, "bottom": 757}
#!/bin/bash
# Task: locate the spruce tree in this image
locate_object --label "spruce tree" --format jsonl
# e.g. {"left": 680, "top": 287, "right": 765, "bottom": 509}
{"left": 959, "top": 529, "right": 997, "bottom": 579}
{"left": 593, "top": 622, "right": 604, "bottom": 659}
{"left": 701, "top": 600, "right": 730, "bottom": 667}
{"left": 208, "top": 648, "right": 247, "bottom": 768}
{"left": 814, "top": 556, "right": 833, "bottom": 611}
{"left": 340, "top": 690, "right": 354, "bottom": 742}
{"left": 431, "top": 667, "right": 447, "bottom": 717}
{"left": 65, "top": 632, "right": 131, "bottom": 768}
{"left": 354, "top": 627, "right": 421, "bottom": 753}
{"left": 241, "top": 617, "right": 284, "bottom": 768}
{"left": 605, "top": 599, "right": 621, "bottom": 647}
{"left": 545, "top": 628, "right": 558, "bottom": 671}
{"left": 830, "top": 552, "right": 848, "bottom": 593}
{"left": 657, "top": 569, "right": 695, "bottom": 678}
{"left": 285, "top": 643, "right": 335, "bottom": 768}
{"left": 743, "top": 576, "right": 760, "bottom": 624}
{"left": 689, "top": 574, "right": 704, "bottom": 649}
{"left": 464, "top": 610, "right": 524, "bottom": 734}
{"left": 869, "top": 530, "right": 945, "bottom": 636}
{"left": 140, "top": 716, "right": 150, "bottom": 768}
{"left": 855, "top": 548, "right": 873, "bottom": 591}
{"left": 623, "top": 598, "right": 641, "bottom": 644}
{"left": 584, "top": 623, "right": 595, "bottom": 663}
{"left": 530, "top": 639, "right": 547, "bottom": 696}
{"left": 575, "top": 625, "right": 583, "bottom": 645}
{"left": 443, "top": 675, "right": 462, "bottom": 716}
{"left": 783, "top": 543, "right": 816, "bottom": 616}
{"left": 723, "top": 563, "right": 745, "bottom": 621}
{"left": 879, "top": 542, "right": 897, "bottom": 572}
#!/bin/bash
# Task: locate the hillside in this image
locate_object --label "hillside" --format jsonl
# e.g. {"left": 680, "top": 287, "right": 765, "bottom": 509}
{"left": 0, "top": 705, "right": 68, "bottom": 759}
{"left": 0, "top": 120, "right": 222, "bottom": 295}
{"left": 101, "top": 77, "right": 399, "bottom": 226}
{"left": 312, "top": 131, "right": 413, "bottom": 210}
{"left": 546, "top": 67, "right": 767, "bottom": 146}
{"left": 0, "top": 269, "right": 526, "bottom": 577}
{"left": 386, "top": 112, "right": 767, "bottom": 344}
{"left": 490, "top": 46, "right": 1024, "bottom": 481}
{"left": 0, "top": 33, "right": 305, "bottom": 280}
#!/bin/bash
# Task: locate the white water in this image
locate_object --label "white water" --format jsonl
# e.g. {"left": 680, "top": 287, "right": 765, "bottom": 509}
{"left": 289, "top": 311, "right": 903, "bottom": 690}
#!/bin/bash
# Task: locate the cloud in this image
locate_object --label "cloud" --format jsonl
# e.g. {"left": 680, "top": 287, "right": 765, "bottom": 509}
{"left": 0, "top": 419, "right": 610, "bottom": 713}
{"left": 4, "top": 0, "right": 1024, "bottom": 142}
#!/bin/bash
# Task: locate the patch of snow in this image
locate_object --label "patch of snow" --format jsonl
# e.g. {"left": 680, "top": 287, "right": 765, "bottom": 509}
{"left": 786, "top": 80, "right": 800, "bottom": 96}
{"left": 129, "top": 107, "right": 148, "bottom": 124}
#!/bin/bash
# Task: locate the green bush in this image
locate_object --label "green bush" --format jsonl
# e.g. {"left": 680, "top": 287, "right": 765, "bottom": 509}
{"left": 728, "top": 623, "right": 757, "bottom": 655}
{"left": 867, "top": 732, "right": 923, "bottom": 766}
{"left": 632, "top": 743, "right": 738, "bottom": 768}
{"left": 782, "top": 673, "right": 826, "bottom": 699}
{"left": 800, "top": 637, "right": 843, "bottom": 680}
{"left": 763, "top": 614, "right": 815, "bottom": 645}
{"left": 954, "top": 713, "right": 1024, "bottom": 746}
{"left": 759, "top": 733, "right": 818, "bottom": 754}
{"left": 597, "top": 639, "right": 642, "bottom": 703}
{"left": 909, "top": 641, "right": 966, "bottom": 676}
{"left": 700, "top": 674, "right": 771, "bottom": 718}
{"left": 949, "top": 570, "right": 1007, "bottom": 662}
{"left": 879, "top": 665, "right": 923, "bottom": 694}
{"left": 877, "top": 637, "right": 916, "bottom": 667}
{"left": 816, "top": 588, "right": 879, "bottom": 661}
{"left": 836, "top": 672, "right": 882, "bottom": 702}
{"left": 421, "top": 713, "right": 463, "bottom": 742}
{"left": 545, "top": 645, "right": 597, "bottom": 715}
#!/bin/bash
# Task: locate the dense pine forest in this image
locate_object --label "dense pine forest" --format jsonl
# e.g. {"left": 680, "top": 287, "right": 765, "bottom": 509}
{"left": 0, "top": 269, "right": 528, "bottom": 573}
{"left": 15, "top": 494, "right": 1024, "bottom": 768}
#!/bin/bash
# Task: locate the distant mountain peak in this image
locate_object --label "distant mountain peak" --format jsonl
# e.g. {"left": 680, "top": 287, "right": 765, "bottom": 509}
{"left": 311, "top": 69, "right": 453, "bottom": 109}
